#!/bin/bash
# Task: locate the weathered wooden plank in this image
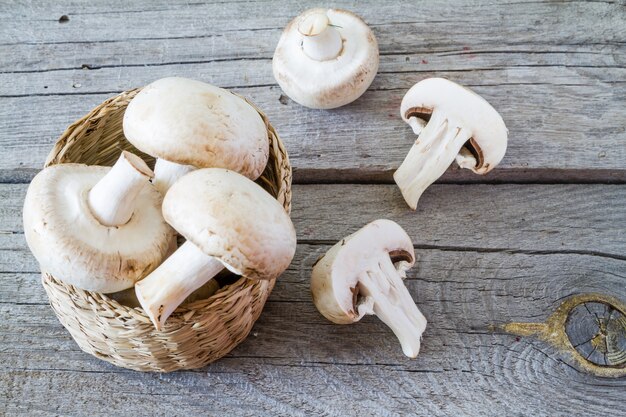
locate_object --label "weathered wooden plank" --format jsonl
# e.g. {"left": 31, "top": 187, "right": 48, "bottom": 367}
{"left": 3, "top": 243, "right": 626, "bottom": 310}
{"left": 4, "top": 183, "right": 625, "bottom": 257}
{"left": 1, "top": 358, "right": 621, "bottom": 417}
{"left": 1, "top": 81, "right": 625, "bottom": 182}
{"left": 2, "top": 7, "right": 624, "bottom": 75}
{"left": 0, "top": 184, "right": 24, "bottom": 233}
{"left": 0, "top": 0, "right": 624, "bottom": 181}
{"left": 1, "top": 344, "right": 624, "bottom": 416}
{"left": 5, "top": 25, "right": 622, "bottom": 73}
{"left": 6, "top": 49, "right": 624, "bottom": 96}
{"left": 289, "top": 184, "right": 626, "bottom": 257}
{"left": 0, "top": 184, "right": 626, "bottom": 262}
{"left": 2, "top": 0, "right": 624, "bottom": 45}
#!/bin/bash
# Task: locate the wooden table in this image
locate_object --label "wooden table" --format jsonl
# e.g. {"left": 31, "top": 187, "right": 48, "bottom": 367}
{"left": 1, "top": 1, "right": 625, "bottom": 415}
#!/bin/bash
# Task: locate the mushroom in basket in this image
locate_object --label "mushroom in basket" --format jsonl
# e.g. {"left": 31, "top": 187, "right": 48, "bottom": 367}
{"left": 123, "top": 77, "right": 269, "bottom": 194}
{"left": 135, "top": 168, "right": 297, "bottom": 330}
{"left": 394, "top": 78, "right": 508, "bottom": 209}
{"left": 23, "top": 151, "right": 175, "bottom": 293}
{"left": 311, "top": 219, "right": 427, "bottom": 358}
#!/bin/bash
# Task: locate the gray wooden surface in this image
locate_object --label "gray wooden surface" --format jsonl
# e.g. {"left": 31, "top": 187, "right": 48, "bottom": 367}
{"left": 1, "top": 1, "right": 625, "bottom": 416}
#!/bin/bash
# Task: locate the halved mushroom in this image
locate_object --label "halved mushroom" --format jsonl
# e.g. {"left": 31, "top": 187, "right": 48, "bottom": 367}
{"left": 394, "top": 78, "right": 508, "bottom": 209}
{"left": 123, "top": 77, "right": 269, "bottom": 193}
{"left": 23, "top": 151, "right": 175, "bottom": 293}
{"left": 135, "top": 168, "right": 297, "bottom": 330}
{"left": 311, "top": 219, "right": 427, "bottom": 358}
{"left": 273, "top": 8, "right": 379, "bottom": 109}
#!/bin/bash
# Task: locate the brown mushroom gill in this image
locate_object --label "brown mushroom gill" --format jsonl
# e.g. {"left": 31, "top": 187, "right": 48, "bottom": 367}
{"left": 389, "top": 249, "right": 414, "bottom": 265}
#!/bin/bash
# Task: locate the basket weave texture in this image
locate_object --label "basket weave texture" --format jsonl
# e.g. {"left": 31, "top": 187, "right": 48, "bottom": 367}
{"left": 40, "top": 88, "right": 292, "bottom": 372}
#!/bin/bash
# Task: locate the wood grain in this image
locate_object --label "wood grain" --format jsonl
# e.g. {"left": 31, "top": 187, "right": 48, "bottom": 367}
{"left": 0, "top": 0, "right": 624, "bottom": 181}
{"left": 1, "top": 182, "right": 625, "bottom": 415}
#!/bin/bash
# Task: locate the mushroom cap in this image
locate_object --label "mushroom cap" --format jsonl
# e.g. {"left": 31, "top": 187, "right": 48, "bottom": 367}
{"left": 311, "top": 219, "right": 415, "bottom": 324}
{"left": 23, "top": 164, "right": 175, "bottom": 293}
{"left": 163, "top": 168, "right": 296, "bottom": 281}
{"left": 272, "top": 8, "right": 379, "bottom": 109}
{"left": 400, "top": 78, "right": 508, "bottom": 174}
{"left": 123, "top": 77, "right": 269, "bottom": 180}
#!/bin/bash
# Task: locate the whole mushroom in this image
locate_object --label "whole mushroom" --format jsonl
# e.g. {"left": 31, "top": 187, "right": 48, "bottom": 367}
{"left": 135, "top": 168, "right": 297, "bottom": 330}
{"left": 394, "top": 78, "right": 508, "bottom": 209}
{"left": 123, "top": 77, "right": 269, "bottom": 193}
{"left": 109, "top": 278, "right": 221, "bottom": 309}
{"left": 273, "top": 8, "right": 379, "bottom": 109}
{"left": 311, "top": 219, "right": 427, "bottom": 358}
{"left": 23, "top": 151, "right": 175, "bottom": 293}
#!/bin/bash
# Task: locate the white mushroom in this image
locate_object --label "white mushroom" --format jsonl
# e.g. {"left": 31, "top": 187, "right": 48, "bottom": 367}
{"left": 394, "top": 78, "right": 508, "bottom": 209}
{"left": 135, "top": 168, "right": 297, "bottom": 330}
{"left": 311, "top": 219, "right": 427, "bottom": 358}
{"left": 123, "top": 77, "right": 269, "bottom": 194}
{"left": 109, "top": 278, "right": 220, "bottom": 309}
{"left": 23, "top": 151, "right": 175, "bottom": 293}
{"left": 273, "top": 8, "right": 379, "bottom": 109}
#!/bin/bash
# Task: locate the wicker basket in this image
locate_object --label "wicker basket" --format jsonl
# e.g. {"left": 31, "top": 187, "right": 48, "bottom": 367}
{"left": 40, "top": 88, "right": 292, "bottom": 372}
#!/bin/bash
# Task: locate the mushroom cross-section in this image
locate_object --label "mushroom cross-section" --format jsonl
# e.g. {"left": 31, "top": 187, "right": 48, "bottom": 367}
{"left": 311, "top": 219, "right": 427, "bottom": 358}
{"left": 23, "top": 151, "right": 175, "bottom": 293}
{"left": 123, "top": 77, "right": 269, "bottom": 193}
{"left": 394, "top": 78, "right": 508, "bottom": 209}
{"left": 272, "top": 8, "right": 379, "bottom": 109}
{"left": 134, "top": 168, "right": 297, "bottom": 330}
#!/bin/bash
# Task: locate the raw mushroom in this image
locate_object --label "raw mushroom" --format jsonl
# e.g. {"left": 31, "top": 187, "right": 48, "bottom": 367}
{"left": 311, "top": 219, "right": 427, "bottom": 358}
{"left": 109, "top": 278, "right": 221, "bottom": 309}
{"left": 135, "top": 168, "right": 297, "bottom": 330}
{"left": 23, "top": 151, "right": 175, "bottom": 293}
{"left": 394, "top": 78, "right": 508, "bottom": 209}
{"left": 273, "top": 8, "right": 379, "bottom": 109}
{"left": 123, "top": 77, "right": 269, "bottom": 194}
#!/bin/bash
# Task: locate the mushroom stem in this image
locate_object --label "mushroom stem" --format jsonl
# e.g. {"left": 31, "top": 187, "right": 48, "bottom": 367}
{"left": 135, "top": 241, "right": 224, "bottom": 330}
{"left": 299, "top": 12, "right": 343, "bottom": 61}
{"left": 88, "top": 151, "right": 154, "bottom": 227}
{"left": 393, "top": 108, "right": 473, "bottom": 209}
{"left": 153, "top": 158, "right": 196, "bottom": 195}
{"left": 357, "top": 256, "right": 427, "bottom": 358}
